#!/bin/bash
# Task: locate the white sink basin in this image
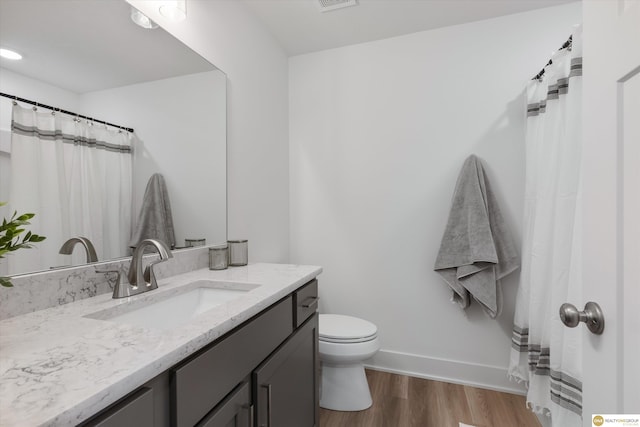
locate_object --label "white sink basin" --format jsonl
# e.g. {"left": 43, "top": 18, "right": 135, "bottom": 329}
{"left": 86, "top": 280, "right": 259, "bottom": 330}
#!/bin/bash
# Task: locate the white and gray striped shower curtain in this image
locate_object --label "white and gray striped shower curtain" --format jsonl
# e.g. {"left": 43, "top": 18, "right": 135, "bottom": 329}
{"left": 5, "top": 103, "right": 133, "bottom": 273}
{"left": 509, "top": 27, "right": 583, "bottom": 427}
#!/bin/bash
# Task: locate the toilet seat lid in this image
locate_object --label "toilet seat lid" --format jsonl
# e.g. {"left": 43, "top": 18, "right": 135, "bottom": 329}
{"left": 319, "top": 314, "right": 377, "bottom": 342}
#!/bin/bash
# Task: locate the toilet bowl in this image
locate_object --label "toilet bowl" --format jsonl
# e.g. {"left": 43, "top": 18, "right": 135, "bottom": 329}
{"left": 319, "top": 314, "right": 380, "bottom": 411}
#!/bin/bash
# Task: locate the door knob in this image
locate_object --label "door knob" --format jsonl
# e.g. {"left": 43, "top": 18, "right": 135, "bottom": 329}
{"left": 559, "top": 301, "right": 605, "bottom": 335}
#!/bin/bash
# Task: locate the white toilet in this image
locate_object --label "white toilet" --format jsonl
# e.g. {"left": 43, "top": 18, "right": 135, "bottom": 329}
{"left": 318, "top": 314, "right": 380, "bottom": 411}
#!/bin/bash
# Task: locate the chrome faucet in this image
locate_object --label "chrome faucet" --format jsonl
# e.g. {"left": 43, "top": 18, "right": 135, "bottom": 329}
{"left": 59, "top": 237, "right": 98, "bottom": 263}
{"left": 112, "top": 239, "right": 173, "bottom": 299}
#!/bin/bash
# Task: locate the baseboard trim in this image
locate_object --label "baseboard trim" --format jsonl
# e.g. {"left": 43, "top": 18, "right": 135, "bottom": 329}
{"left": 365, "top": 349, "right": 527, "bottom": 395}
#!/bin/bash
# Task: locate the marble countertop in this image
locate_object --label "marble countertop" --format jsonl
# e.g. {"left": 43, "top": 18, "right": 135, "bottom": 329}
{"left": 0, "top": 263, "right": 322, "bottom": 427}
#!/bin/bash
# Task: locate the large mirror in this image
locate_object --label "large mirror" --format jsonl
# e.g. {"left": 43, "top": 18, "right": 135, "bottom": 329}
{"left": 0, "top": 0, "right": 226, "bottom": 277}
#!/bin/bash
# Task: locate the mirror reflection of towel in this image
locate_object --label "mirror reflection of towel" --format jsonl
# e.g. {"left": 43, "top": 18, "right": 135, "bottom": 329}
{"left": 434, "top": 155, "right": 519, "bottom": 318}
{"left": 129, "top": 173, "right": 176, "bottom": 250}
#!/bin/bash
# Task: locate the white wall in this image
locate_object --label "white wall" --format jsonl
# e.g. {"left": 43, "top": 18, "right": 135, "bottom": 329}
{"left": 81, "top": 71, "right": 227, "bottom": 248}
{"left": 0, "top": 68, "right": 82, "bottom": 121}
{"left": 289, "top": 3, "right": 581, "bottom": 392}
{"left": 128, "top": 0, "right": 290, "bottom": 263}
{"left": 0, "top": 67, "right": 81, "bottom": 156}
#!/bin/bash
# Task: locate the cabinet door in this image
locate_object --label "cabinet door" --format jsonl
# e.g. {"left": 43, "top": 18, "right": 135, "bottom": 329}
{"left": 253, "top": 314, "right": 319, "bottom": 427}
{"left": 197, "top": 382, "right": 252, "bottom": 427}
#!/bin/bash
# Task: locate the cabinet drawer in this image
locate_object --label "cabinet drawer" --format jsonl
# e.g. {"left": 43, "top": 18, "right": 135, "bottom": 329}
{"left": 294, "top": 279, "right": 318, "bottom": 328}
{"left": 172, "top": 296, "right": 293, "bottom": 427}
{"left": 81, "top": 387, "right": 154, "bottom": 427}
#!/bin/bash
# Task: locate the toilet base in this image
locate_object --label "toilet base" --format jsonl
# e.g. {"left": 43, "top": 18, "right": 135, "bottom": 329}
{"left": 320, "top": 362, "right": 372, "bottom": 411}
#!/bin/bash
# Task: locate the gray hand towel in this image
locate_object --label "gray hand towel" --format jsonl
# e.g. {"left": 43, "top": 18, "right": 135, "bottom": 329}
{"left": 434, "top": 155, "right": 519, "bottom": 318}
{"left": 129, "top": 173, "right": 176, "bottom": 249}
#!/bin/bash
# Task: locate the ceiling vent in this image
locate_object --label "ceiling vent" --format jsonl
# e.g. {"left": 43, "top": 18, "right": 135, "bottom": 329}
{"left": 316, "top": 0, "right": 358, "bottom": 13}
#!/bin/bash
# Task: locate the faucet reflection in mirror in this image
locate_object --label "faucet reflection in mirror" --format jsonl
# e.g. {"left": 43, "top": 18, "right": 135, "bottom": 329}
{"left": 59, "top": 237, "right": 98, "bottom": 264}
{"left": 3, "top": 103, "right": 133, "bottom": 276}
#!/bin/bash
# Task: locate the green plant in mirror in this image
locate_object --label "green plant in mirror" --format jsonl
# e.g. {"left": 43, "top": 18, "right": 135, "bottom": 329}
{"left": 0, "top": 202, "right": 46, "bottom": 287}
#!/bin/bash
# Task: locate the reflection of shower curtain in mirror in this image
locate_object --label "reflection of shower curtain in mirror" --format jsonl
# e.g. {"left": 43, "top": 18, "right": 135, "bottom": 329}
{"left": 6, "top": 103, "right": 132, "bottom": 273}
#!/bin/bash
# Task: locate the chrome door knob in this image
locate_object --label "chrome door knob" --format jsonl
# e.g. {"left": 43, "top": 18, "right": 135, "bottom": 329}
{"left": 559, "top": 301, "right": 605, "bottom": 335}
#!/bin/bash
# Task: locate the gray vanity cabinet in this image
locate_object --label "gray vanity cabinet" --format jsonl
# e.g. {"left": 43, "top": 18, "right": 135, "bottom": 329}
{"left": 80, "top": 279, "right": 319, "bottom": 427}
{"left": 253, "top": 313, "right": 319, "bottom": 427}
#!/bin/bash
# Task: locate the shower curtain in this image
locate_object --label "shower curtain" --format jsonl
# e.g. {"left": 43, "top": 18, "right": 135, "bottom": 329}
{"left": 5, "top": 103, "right": 133, "bottom": 273}
{"left": 509, "top": 28, "right": 583, "bottom": 427}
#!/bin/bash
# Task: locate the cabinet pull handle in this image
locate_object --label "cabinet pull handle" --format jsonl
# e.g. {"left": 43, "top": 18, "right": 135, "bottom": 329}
{"left": 248, "top": 403, "right": 254, "bottom": 427}
{"left": 302, "top": 296, "right": 319, "bottom": 309}
{"left": 261, "top": 384, "right": 272, "bottom": 427}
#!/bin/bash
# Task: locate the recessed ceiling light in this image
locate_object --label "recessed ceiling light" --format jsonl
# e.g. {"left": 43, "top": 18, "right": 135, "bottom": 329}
{"left": 0, "top": 48, "right": 23, "bottom": 60}
{"left": 159, "top": 0, "right": 186, "bottom": 21}
{"left": 131, "top": 7, "right": 158, "bottom": 29}
{"left": 317, "top": 0, "right": 358, "bottom": 12}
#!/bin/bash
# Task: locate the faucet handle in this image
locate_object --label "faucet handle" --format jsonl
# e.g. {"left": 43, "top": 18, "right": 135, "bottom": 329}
{"left": 143, "top": 264, "right": 159, "bottom": 289}
{"left": 95, "top": 267, "right": 130, "bottom": 298}
{"left": 142, "top": 254, "right": 173, "bottom": 289}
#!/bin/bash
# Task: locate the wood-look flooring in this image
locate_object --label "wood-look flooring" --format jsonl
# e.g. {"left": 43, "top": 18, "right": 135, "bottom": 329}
{"left": 319, "top": 369, "right": 541, "bottom": 427}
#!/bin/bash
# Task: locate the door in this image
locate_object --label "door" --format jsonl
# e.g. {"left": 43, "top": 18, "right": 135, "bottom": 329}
{"left": 196, "top": 382, "right": 251, "bottom": 427}
{"left": 253, "top": 314, "right": 319, "bottom": 427}
{"left": 581, "top": 0, "right": 640, "bottom": 423}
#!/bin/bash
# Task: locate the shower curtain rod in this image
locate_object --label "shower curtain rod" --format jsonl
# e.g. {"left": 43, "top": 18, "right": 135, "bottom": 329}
{"left": 532, "top": 35, "right": 573, "bottom": 81}
{"left": 0, "top": 92, "right": 134, "bottom": 133}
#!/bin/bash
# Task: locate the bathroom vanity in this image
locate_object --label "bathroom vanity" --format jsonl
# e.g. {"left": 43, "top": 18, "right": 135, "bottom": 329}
{"left": 0, "top": 263, "right": 321, "bottom": 427}
{"left": 83, "top": 280, "right": 318, "bottom": 427}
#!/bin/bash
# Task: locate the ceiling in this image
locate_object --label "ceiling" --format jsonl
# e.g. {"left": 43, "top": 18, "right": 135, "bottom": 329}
{"left": 0, "top": 0, "right": 214, "bottom": 94}
{"left": 0, "top": 0, "right": 578, "bottom": 93}
{"left": 243, "top": 0, "right": 577, "bottom": 56}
